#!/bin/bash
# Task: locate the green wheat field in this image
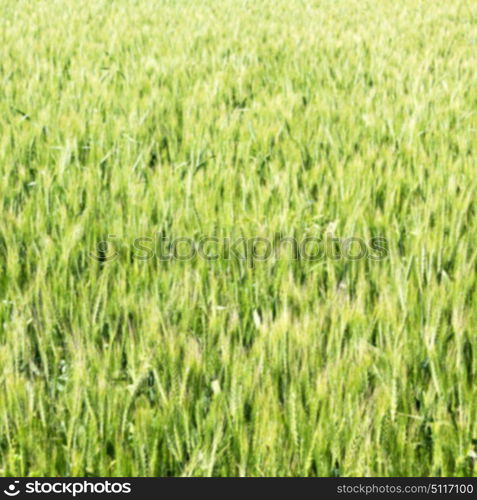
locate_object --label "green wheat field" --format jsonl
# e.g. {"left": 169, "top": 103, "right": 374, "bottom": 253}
{"left": 1, "top": 0, "right": 477, "bottom": 477}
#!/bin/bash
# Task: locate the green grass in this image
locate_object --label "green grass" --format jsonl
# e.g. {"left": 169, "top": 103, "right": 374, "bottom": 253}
{"left": 1, "top": 0, "right": 477, "bottom": 476}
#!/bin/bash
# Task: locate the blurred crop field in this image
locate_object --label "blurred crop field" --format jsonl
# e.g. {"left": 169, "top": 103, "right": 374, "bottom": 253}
{"left": 1, "top": 0, "right": 477, "bottom": 477}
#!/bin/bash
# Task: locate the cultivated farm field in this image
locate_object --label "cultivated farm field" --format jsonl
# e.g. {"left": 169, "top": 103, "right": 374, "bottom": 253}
{"left": 0, "top": 0, "right": 477, "bottom": 476}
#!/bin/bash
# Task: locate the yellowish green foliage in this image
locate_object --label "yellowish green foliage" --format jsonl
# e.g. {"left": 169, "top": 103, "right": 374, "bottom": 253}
{"left": 0, "top": 0, "right": 476, "bottom": 476}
